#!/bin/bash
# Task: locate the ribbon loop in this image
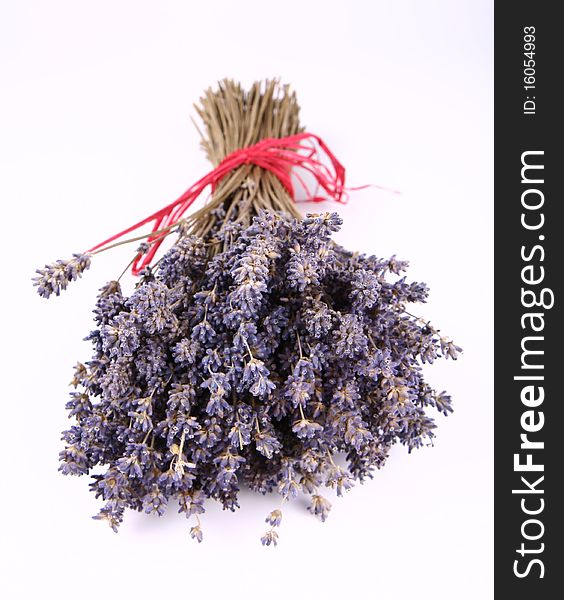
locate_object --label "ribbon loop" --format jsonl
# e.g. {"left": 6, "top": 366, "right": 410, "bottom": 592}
{"left": 87, "top": 132, "right": 349, "bottom": 275}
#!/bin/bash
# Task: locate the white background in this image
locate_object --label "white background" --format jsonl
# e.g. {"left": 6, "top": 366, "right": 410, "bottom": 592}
{"left": 0, "top": 1, "right": 493, "bottom": 598}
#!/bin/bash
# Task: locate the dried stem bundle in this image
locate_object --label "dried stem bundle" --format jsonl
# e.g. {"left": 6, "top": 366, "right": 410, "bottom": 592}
{"left": 188, "top": 79, "right": 303, "bottom": 241}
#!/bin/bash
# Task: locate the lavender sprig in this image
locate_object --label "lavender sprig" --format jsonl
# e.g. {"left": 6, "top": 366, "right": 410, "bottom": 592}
{"left": 33, "top": 253, "right": 91, "bottom": 298}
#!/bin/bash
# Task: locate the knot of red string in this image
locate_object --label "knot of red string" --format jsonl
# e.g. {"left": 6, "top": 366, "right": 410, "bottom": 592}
{"left": 88, "top": 132, "right": 349, "bottom": 275}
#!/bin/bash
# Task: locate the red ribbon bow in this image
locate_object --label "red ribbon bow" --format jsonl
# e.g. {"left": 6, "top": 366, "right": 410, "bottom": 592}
{"left": 88, "top": 132, "right": 352, "bottom": 275}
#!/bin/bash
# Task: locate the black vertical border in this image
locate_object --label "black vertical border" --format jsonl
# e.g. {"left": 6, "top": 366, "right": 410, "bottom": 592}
{"left": 495, "top": 1, "right": 562, "bottom": 597}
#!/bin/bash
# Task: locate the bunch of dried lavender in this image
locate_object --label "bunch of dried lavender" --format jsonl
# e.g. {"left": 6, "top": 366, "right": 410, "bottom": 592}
{"left": 34, "top": 80, "right": 460, "bottom": 544}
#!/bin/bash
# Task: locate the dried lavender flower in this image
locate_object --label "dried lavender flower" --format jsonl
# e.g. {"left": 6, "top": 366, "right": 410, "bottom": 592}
{"left": 265, "top": 509, "right": 283, "bottom": 527}
{"left": 39, "top": 209, "right": 461, "bottom": 545}
{"left": 261, "top": 529, "right": 279, "bottom": 547}
{"left": 33, "top": 253, "right": 91, "bottom": 298}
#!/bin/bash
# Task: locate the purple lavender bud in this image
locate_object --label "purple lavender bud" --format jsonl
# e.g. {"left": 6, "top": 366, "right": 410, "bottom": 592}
{"left": 308, "top": 494, "right": 332, "bottom": 522}
{"left": 260, "top": 529, "right": 279, "bottom": 547}
{"left": 265, "top": 509, "right": 282, "bottom": 527}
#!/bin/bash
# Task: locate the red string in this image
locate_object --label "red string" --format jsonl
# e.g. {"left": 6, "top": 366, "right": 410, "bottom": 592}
{"left": 87, "top": 132, "right": 367, "bottom": 275}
